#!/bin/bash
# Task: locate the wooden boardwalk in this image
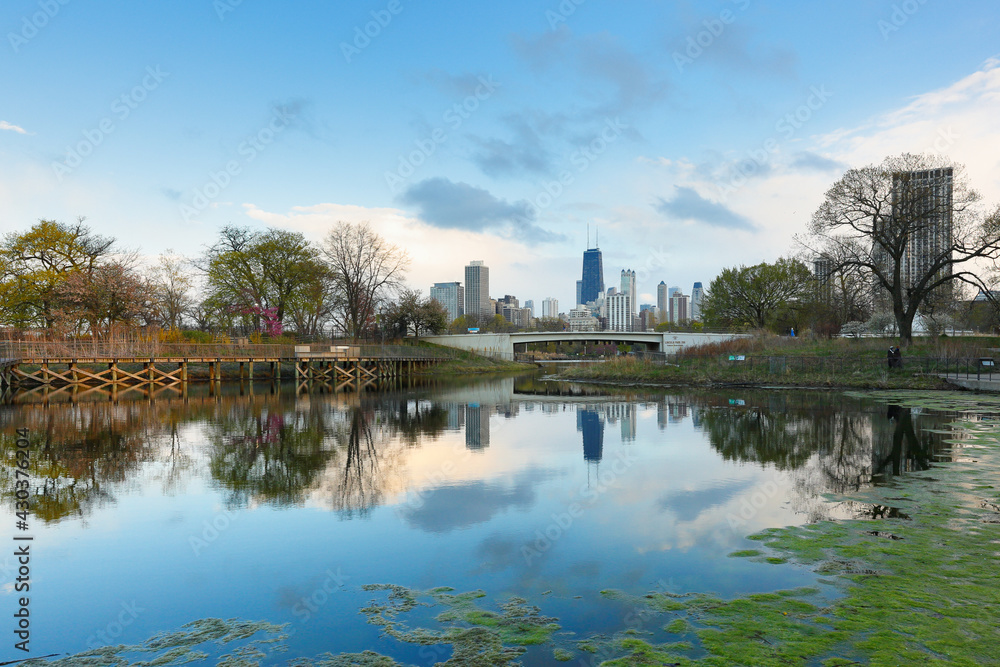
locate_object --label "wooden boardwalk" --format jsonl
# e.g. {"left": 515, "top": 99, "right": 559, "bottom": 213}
{"left": 0, "top": 342, "right": 445, "bottom": 393}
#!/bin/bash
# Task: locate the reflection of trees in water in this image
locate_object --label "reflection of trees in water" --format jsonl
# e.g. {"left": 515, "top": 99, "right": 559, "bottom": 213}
{"left": 0, "top": 389, "right": 456, "bottom": 523}
{"left": 693, "top": 392, "right": 952, "bottom": 522}
{"left": 0, "top": 403, "right": 162, "bottom": 523}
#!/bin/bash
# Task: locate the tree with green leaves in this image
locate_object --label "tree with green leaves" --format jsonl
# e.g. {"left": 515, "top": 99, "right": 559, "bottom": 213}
{"left": 0, "top": 218, "right": 117, "bottom": 330}
{"left": 200, "top": 226, "right": 328, "bottom": 334}
{"left": 702, "top": 258, "right": 812, "bottom": 329}
{"left": 385, "top": 289, "right": 448, "bottom": 338}
{"left": 804, "top": 153, "right": 1000, "bottom": 343}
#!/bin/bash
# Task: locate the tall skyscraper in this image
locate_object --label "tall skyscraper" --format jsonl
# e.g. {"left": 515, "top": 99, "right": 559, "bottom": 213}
{"left": 690, "top": 282, "right": 704, "bottom": 321}
{"left": 657, "top": 281, "right": 668, "bottom": 321}
{"left": 542, "top": 297, "right": 558, "bottom": 318}
{"left": 524, "top": 300, "right": 534, "bottom": 317}
{"left": 580, "top": 247, "right": 604, "bottom": 305}
{"left": 430, "top": 282, "right": 464, "bottom": 323}
{"left": 464, "top": 261, "right": 490, "bottom": 320}
{"left": 620, "top": 269, "right": 636, "bottom": 315}
{"left": 576, "top": 280, "right": 583, "bottom": 306}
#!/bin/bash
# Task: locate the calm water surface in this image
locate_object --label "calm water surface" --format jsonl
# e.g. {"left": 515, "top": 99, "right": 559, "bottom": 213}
{"left": 0, "top": 373, "right": 955, "bottom": 663}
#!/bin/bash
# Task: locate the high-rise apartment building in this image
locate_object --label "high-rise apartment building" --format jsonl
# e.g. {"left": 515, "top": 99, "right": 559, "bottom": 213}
{"left": 607, "top": 292, "right": 632, "bottom": 332}
{"left": 429, "top": 282, "right": 464, "bottom": 323}
{"left": 657, "top": 281, "right": 668, "bottom": 322}
{"left": 581, "top": 247, "right": 605, "bottom": 305}
{"left": 464, "top": 261, "right": 490, "bottom": 320}
{"left": 542, "top": 298, "right": 558, "bottom": 318}
{"left": 690, "top": 282, "right": 704, "bottom": 321}
{"left": 669, "top": 292, "right": 689, "bottom": 323}
{"left": 894, "top": 167, "right": 954, "bottom": 292}
{"left": 620, "top": 269, "right": 636, "bottom": 316}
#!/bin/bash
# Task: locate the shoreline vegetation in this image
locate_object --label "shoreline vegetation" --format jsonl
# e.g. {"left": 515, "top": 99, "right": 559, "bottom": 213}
{"left": 27, "top": 390, "right": 1000, "bottom": 665}
{"left": 555, "top": 334, "right": 1000, "bottom": 391}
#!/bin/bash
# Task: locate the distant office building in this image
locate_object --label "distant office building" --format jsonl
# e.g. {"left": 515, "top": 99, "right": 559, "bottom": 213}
{"left": 576, "top": 280, "right": 583, "bottom": 307}
{"left": 620, "top": 269, "right": 636, "bottom": 316}
{"left": 691, "top": 282, "right": 704, "bottom": 321}
{"left": 639, "top": 309, "right": 656, "bottom": 331}
{"left": 607, "top": 292, "right": 633, "bottom": 332}
{"left": 464, "top": 261, "right": 490, "bottom": 320}
{"left": 581, "top": 247, "right": 605, "bottom": 305}
{"left": 430, "top": 282, "right": 464, "bottom": 323}
{"left": 542, "top": 297, "right": 558, "bottom": 319}
{"left": 657, "top": 281, "right": 668, "bottom": 322}
{"left": 524, "top": 300, "right": 534, "bottom": 317}
{"left": 577, "top": 409, "right": 604, "bottom": 462}
{"left": 568, "top": 306, "right": 599, "bottom": 331}
{"left": 669, "top": 292, "right": 689, "bottom": 323}
{"left": 668, "top": 286, "right": 680, "bottom": 300}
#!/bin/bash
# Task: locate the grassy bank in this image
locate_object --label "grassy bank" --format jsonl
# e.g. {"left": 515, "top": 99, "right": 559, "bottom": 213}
{"left": 560, "top": 335, "right": 1000, "bottom": 390}
{"left": 409, "top": 342, "right": 536, "bottom": 375}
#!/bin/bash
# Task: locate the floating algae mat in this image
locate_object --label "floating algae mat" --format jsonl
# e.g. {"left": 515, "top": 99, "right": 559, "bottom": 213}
{"left": 25, "top": 396, "right": 1000, "bottom": 665}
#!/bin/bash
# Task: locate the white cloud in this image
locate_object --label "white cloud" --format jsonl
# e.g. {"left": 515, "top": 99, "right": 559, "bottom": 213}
{"left": 242, "top": 202, "right": 539, "bottom": 297}
{"left": 0, "top": 121, "right": 28, "bottom": 134}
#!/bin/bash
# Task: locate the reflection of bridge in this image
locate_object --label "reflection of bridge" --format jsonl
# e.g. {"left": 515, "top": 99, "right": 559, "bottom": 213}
{"left": 421, "top": 331, "right": 748, "bottom": 360}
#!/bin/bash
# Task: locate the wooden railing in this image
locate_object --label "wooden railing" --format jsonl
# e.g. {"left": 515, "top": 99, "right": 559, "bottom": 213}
{"left": 0, "top": 341, "right": 452, "bottom": 361}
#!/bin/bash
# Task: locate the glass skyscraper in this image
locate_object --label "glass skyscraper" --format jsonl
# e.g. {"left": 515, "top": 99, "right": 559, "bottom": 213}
{"left": 580, "top": 247, "right": 604, "bottom": 305}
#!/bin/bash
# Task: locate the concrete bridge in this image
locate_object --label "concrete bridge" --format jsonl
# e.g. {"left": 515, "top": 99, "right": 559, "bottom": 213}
{"left": 420, "top": 331, "right": 748, "bottom": 361}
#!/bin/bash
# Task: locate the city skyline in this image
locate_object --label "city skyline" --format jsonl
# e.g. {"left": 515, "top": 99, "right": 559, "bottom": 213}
{"left": 2, "top": 2, "right": 999, "bottom": 312}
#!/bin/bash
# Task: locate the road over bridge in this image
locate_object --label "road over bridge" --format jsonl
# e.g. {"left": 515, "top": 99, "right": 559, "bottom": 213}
{"left": 420, "top": 331, "right": 748, "bottom": 361}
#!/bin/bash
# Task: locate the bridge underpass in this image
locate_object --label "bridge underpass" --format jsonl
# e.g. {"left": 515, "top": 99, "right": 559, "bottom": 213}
{"left": 420, "top": 332, "right": 747, "bottom": 361}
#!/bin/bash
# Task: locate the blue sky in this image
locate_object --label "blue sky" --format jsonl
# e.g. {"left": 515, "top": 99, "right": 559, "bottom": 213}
{"left": 2, "top": 0, "right": 999, "bottom": 310}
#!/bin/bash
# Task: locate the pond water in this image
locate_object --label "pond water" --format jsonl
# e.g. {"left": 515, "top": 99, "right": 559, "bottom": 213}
{"left": 0, "top": 373, "right": 959, "bottom": 664}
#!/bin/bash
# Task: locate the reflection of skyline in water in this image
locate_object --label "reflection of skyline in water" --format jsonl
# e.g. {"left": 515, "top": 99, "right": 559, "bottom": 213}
{"left": 0, "top": 380, "right": 966, "bottom": 528}
{"left": 0, "top": 375, "right": 985, "bottom": 663}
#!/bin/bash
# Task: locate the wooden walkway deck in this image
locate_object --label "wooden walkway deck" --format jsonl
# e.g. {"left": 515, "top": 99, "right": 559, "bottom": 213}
{"left": 0, "top": 342, "right": 446, "bottom": 392}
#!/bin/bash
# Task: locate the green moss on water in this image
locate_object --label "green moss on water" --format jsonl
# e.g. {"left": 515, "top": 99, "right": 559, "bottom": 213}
{"left": 728, "top": 549, "right": 762, "bottom": 557}
{"left": 553, "top": 647, "right": 575, "bottom": 661}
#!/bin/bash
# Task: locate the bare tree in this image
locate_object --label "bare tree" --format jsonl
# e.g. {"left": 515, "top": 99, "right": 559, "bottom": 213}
{"left": 150, "top": 249, "right": 195, "bottom": 329}
{"left": 321, "top": 221, "right": 409, "bottom": 340}
{"left": 804, "top": 153, "right": 1000, "bottom": 343}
